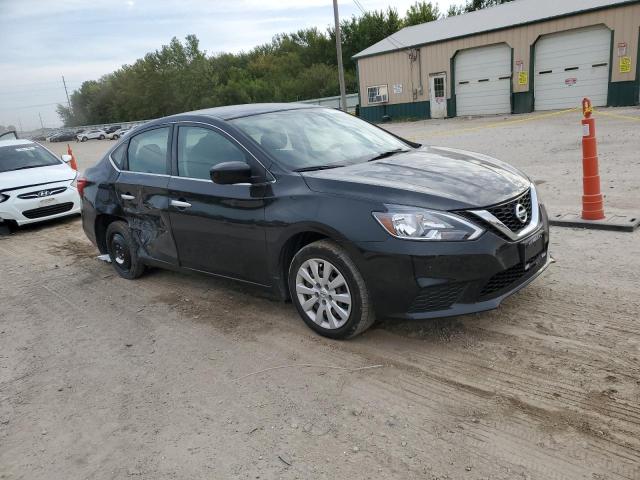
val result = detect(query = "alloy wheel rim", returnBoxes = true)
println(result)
[295,258,352,330]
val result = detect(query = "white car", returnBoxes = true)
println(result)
[77,129,107,142]
[0,138,81,229]
[107,127,130,140]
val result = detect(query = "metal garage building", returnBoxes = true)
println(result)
[354,0,640,121]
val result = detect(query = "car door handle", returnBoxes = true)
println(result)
[120,193,135,201]
[170,199,192,209]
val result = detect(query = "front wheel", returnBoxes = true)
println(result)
[105,221,145,280]
[288,240,375,339]
[112,134,119,140]
[81,136,87,142]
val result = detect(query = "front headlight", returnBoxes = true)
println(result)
[70,172,78,188]
[0,193,9,203]
[373,205,484,241]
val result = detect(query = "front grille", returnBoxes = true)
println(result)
[22,202,74,219]
[18,186,67,199]
[408,282,464,313]
[486,189,532,233]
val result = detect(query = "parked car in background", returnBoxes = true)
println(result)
[108,127,131,140]
[49,131,76,142]
[104,125,121,134]
[77,129,107,142]
[46,131,62,142]
[79,104,550,339]
[0,138,80,228]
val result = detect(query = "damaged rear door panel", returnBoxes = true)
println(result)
[115,125,178,266]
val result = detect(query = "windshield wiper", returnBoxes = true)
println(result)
[368,148,410,162]
[293,164,345,172]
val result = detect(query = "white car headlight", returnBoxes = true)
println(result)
[0,193,9,204]
[373,205,484,241]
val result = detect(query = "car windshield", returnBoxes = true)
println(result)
[230,108,411,170]
[0,144,61,173]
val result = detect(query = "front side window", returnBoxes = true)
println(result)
[177,126,247,180]
[0,144,61,173]
[367,85,388,104]
[230,108,409,171]
[127,127,170,174]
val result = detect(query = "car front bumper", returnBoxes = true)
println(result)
[0,181,81,226]
[351,205,551,320]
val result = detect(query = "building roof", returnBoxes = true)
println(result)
[353,0,636,59]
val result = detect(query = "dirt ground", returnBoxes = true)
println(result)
[1,107,640,480]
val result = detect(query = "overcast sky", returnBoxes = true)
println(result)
[0,0,461,131]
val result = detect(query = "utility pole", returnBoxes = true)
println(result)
[62,75,71,111]
[38,112,45,130]
[332,0,347,112]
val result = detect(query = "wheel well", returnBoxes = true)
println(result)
[279,231,329,300]
[95,214,126,254]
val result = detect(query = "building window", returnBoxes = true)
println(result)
[433,77,445,98]
[367,85,388,104]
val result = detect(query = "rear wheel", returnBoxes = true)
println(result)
[99,134,105,140]
[81,136,88,142]
[288,240,375,339]
[106,221,145,279]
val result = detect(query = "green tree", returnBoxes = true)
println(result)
[404,2,441,26]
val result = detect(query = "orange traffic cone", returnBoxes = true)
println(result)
[66,144,78,171]
[580,98,605,220]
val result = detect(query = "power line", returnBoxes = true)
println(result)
[351,0,411,52]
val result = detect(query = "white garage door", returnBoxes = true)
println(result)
[455,43,512,116]
[534,26,611,110]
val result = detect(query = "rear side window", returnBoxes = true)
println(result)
[127,127,170,174]
[177,126,248,180]
[110,142,127,169]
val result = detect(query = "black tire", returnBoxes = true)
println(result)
[113,134,119,140]
[288,239,375,339]
[81,137,87,142]
[105,221,145,280]
[99,135,105,140]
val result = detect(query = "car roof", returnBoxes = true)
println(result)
[165,102,322,122]
[0,139,35,147]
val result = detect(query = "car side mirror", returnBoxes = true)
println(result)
[210,161,252,185]
[61,154,73,164]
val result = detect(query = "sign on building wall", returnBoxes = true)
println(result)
[392,84,403,94]
[619,56,631,73]
[518,71,528,85]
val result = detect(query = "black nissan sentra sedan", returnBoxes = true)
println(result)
[79,104,550,339]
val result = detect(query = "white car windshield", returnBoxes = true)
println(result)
[0,144,61,173]
[230,108,411,171]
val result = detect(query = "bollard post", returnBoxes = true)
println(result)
[580,98,605,220]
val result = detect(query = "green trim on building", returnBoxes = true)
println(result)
[512,92,534,113]
[359,101,430,123]
[448,54,457,118]
[608,81,639,106]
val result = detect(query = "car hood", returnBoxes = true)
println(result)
[0,163,75,192]
[301,146,531,210]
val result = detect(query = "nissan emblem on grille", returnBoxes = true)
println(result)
[515,203,528,223]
